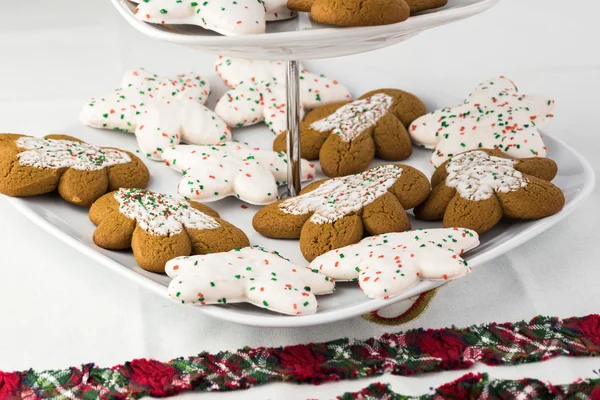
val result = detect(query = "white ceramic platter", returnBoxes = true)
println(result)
[111,0,500,60]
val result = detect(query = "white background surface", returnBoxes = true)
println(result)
[0,0,599,398]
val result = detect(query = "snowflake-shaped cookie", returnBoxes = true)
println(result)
[277,89,425,177]
[162,142,316,205]
[90,188,249,273]
[414,149,565,234]
[0,134,149,206]
[409,77,555,168]
[310,228,478,299]
[80,69,231,160]
[165,247,335,315]
[214,57,351,136]
[253,164,431,261]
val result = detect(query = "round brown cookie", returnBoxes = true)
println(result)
[0,133,149,206]
[414,149,565,234]
[404,0,447,13]
[274,89,426,178]
[298,0,410,27]
[90,189,250,273]
[253,164,430,261]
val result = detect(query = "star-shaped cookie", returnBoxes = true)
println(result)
[162,142,316,205]
[90,188,249,273]
[253,164,431,261]
[310,228,478,299]
[166,247,335,315]
[80,69,231,160]
[409,77,555,168]
[414,149,565,234]
[214,57,351,136]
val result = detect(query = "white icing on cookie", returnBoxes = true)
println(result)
[409,77,555,167]
[115,188,220,236]
[310,228,479,300]
[214,57,351,135]
[165,247,335,315]
[279,165,403,224]
[130,0,269,36]
[445,150,527,201]
[162,142,316,205]
[310,93,392,141]
[16,136,131,171]
[263,0,296,20]
[80,69,231,160]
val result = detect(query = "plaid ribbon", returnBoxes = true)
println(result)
[1,314,599,399]
[336,373,600,399]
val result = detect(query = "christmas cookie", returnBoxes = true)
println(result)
[287,0,410,27]
[414,149,565,234]
[404,0,447,13]
[89,188,249,273]
[0,134,149,206]
[214,57,351,136]
[310,228,478,299]
[274,89,426,177]
[253,164,430,261]
[80,69,231,160]
[165,247,335,315]
[409,77,555,168]
[162,142,316,205]
[130,0,276,36]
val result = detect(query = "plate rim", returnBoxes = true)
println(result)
[6,132,595,328]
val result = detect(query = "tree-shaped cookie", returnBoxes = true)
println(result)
[80,69,231,160]
[130,0,292,36]
[253,164,430,261]
[214,57,351,136]
[414,149,565,234]
[90,188,249,273]
[286,0,410,26]
[166,247,335,315]
[273,89,426,177]
[162,142,316,205]
[0,134,149,206]
[409,77,556,168]
[310,228,478,299]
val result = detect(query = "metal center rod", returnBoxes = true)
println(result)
[285,60,302,197]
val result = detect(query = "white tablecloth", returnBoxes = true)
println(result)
[0,0,599,398]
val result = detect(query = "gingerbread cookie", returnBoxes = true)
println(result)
[166,247,335,315]
[90,188,249,273]
[162,142,315,205]
[310,228,478,299]
[80,69,231,160]
[409,77,555,168]
[253,164,430,261]
[214,57,351,136]
[404,0,447,13]
[414,149,565,234]
[0,134,149,206]
[287,0,410,27]
[130,0,282,36]
[274,89,426,177]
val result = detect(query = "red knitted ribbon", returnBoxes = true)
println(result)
[1,314,599,399]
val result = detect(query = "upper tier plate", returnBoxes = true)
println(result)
[112,0,500,60]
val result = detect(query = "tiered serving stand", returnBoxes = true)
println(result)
[11,0,593,327]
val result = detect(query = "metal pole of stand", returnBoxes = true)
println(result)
[285,60,302,197]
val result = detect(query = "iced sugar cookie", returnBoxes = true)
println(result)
[414,149,565,234]
[0,134,149,206]
[214,57,351,136]
[253,164,430,261]
[409,77,555,168]
[162,142,316,205]
[273,89,426,177]
[310,228,478,299]
[80,69,231,160]
[166,247,335,315]
[90,188,249,273]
